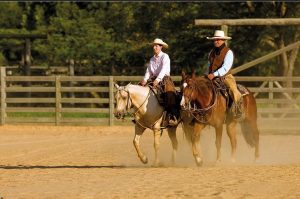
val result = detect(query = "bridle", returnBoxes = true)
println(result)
[115,85,149,116]
[114,86,131,119]
[181,78,218,123]
[115,85,162,130]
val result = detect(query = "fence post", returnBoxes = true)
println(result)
[109,76,114,126]
[268,81,274,118]
[55,76,61,125]
[1,67,6,125]
[221,25,229,46]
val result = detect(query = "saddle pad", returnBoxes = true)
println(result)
[237,84,250,96]
[150,88,164,105]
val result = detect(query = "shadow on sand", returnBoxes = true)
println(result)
[0,165,128,170]
[0,164,192,170]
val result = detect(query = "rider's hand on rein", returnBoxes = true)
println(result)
[140,80,147,86]
[153,80,159,88]
[207,73,215,80]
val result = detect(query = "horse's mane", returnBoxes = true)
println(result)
[192,76,213,95]
[126,83,149,91]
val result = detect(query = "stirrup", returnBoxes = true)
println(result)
[168,117,178,127]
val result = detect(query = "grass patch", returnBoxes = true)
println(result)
[7,112,55,117]
[63,113,109,118]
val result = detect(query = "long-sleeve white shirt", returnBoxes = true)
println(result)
[207,50,234,77]
[143,51,170,83]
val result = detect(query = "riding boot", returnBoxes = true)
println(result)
[167,111,179,126]
[232,98,244,120]
[170,105,181,126]
[161,111,169,127]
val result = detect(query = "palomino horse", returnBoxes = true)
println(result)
[180,72,259,166]
[114,83,180,166]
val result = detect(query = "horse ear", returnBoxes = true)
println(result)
[181,70,186,79]
[114,83,120,89]
[192,68,196,79]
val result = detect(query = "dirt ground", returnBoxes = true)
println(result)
[0,124,300,199]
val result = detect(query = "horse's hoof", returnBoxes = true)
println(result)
[195,156,203,167]
[254,157,261,164]
[214,159,222,166]
[231,157,236,163]
[170,159,176,166]
[140,156,148,164]
[153,161,161,167]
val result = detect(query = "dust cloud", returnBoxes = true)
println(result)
[148,123,300,167]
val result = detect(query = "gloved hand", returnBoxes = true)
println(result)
[153,80,159,87]
[207,73,215,80]
[140,80,147,86]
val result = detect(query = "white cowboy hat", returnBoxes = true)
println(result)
[206,30,232,40]
[151,38,168,48]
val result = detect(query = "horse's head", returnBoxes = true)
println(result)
[180,71,212,110]
[180,71,197,109]
[114,83,132,119]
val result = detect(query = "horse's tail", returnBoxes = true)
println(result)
[240,119,259,147]
[240,94,260,148]
[179,111,194,144]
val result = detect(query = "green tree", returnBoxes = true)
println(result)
[0,2,298,77]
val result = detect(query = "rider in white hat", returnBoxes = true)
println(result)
[141,38,170,87]
[206,30,232,40]
[140,38,178,126]
[206,30,242,118]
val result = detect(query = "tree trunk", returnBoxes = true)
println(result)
[287,28,300,77]
[286,28,300,99]
[278,36,289,76]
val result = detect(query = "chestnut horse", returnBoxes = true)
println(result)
[180,72,259,166]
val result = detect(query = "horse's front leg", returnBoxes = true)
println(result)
[192,123,205,166]
[153,129,161,166]
[133,125,148,164]
[167,126,178,165]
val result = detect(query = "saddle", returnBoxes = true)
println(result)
[212,77,249,119]
[147,76,181,127]
[237,84,250,96]
[147,79,165,105]
[147,76,179,106]
[212,77,228,99]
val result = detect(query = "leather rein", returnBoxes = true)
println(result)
[182,79,218,124]
[117,85,163,130]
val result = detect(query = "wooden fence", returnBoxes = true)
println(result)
[1,67,299,133]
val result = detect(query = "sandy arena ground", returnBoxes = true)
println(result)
[0,124,300,199]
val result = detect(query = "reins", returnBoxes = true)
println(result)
[118,85,164,131]
[182,79,218,123]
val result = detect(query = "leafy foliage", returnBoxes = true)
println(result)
[0,2,299,76]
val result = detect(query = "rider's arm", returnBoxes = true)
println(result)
[212,50,234,77]
[143,63,151,82]
[156,54,170,83]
